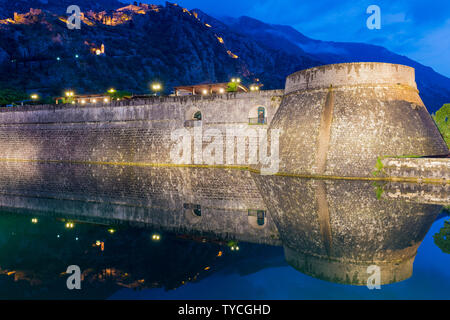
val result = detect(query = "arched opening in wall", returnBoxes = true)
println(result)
[193,111,202,121]
[184,203,202,224]
[248,106,267,125]
[248,209,266,229]
[185,108,203,127]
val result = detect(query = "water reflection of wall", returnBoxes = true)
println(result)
[0,161,446,288]
[0,213,284,299]
[253,175,443,285]
[0,161,280,245]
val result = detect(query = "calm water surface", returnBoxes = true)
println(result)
[0,161,448,300]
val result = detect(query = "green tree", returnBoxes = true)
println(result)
[434,218,450,254]
[0,88,28,106]
[107,90,132,100]
[227,82,238,92]
[432,104,450,148]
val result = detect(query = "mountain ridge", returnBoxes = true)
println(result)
[0,1,448,113]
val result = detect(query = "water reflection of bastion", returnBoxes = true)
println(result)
[252,174,443,285]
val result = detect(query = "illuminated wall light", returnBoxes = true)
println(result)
[219,88,225,94]
[30,94,38,100]
[152,234,161,241]
[103,98,109,103]
[108,228,115,234]
[202,89,208,95]
[65,222,75,229]
[92,99,97,103]
[81,99,86,104]
[152,83,162,92]
[31,218,38,224]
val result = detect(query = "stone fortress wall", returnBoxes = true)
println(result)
[0,62,447,179]
[273,62,448,178]
[0,91,283,165]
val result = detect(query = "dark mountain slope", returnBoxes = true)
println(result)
[0,2,448,114]
[220,16,450,113]
[0,3,319,97]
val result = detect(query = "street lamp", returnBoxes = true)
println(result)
[30,94,39,100]
[151,82,162,95]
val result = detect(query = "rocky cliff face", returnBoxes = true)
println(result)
[0,2,320,99]
[0,1,448,113]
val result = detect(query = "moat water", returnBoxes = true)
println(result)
[0,162,448,300]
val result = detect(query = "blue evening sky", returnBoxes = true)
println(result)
[123,0,450,78]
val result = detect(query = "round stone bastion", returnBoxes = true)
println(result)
[271,62,449,178]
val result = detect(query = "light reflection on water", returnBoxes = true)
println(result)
[0,161,447,299]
